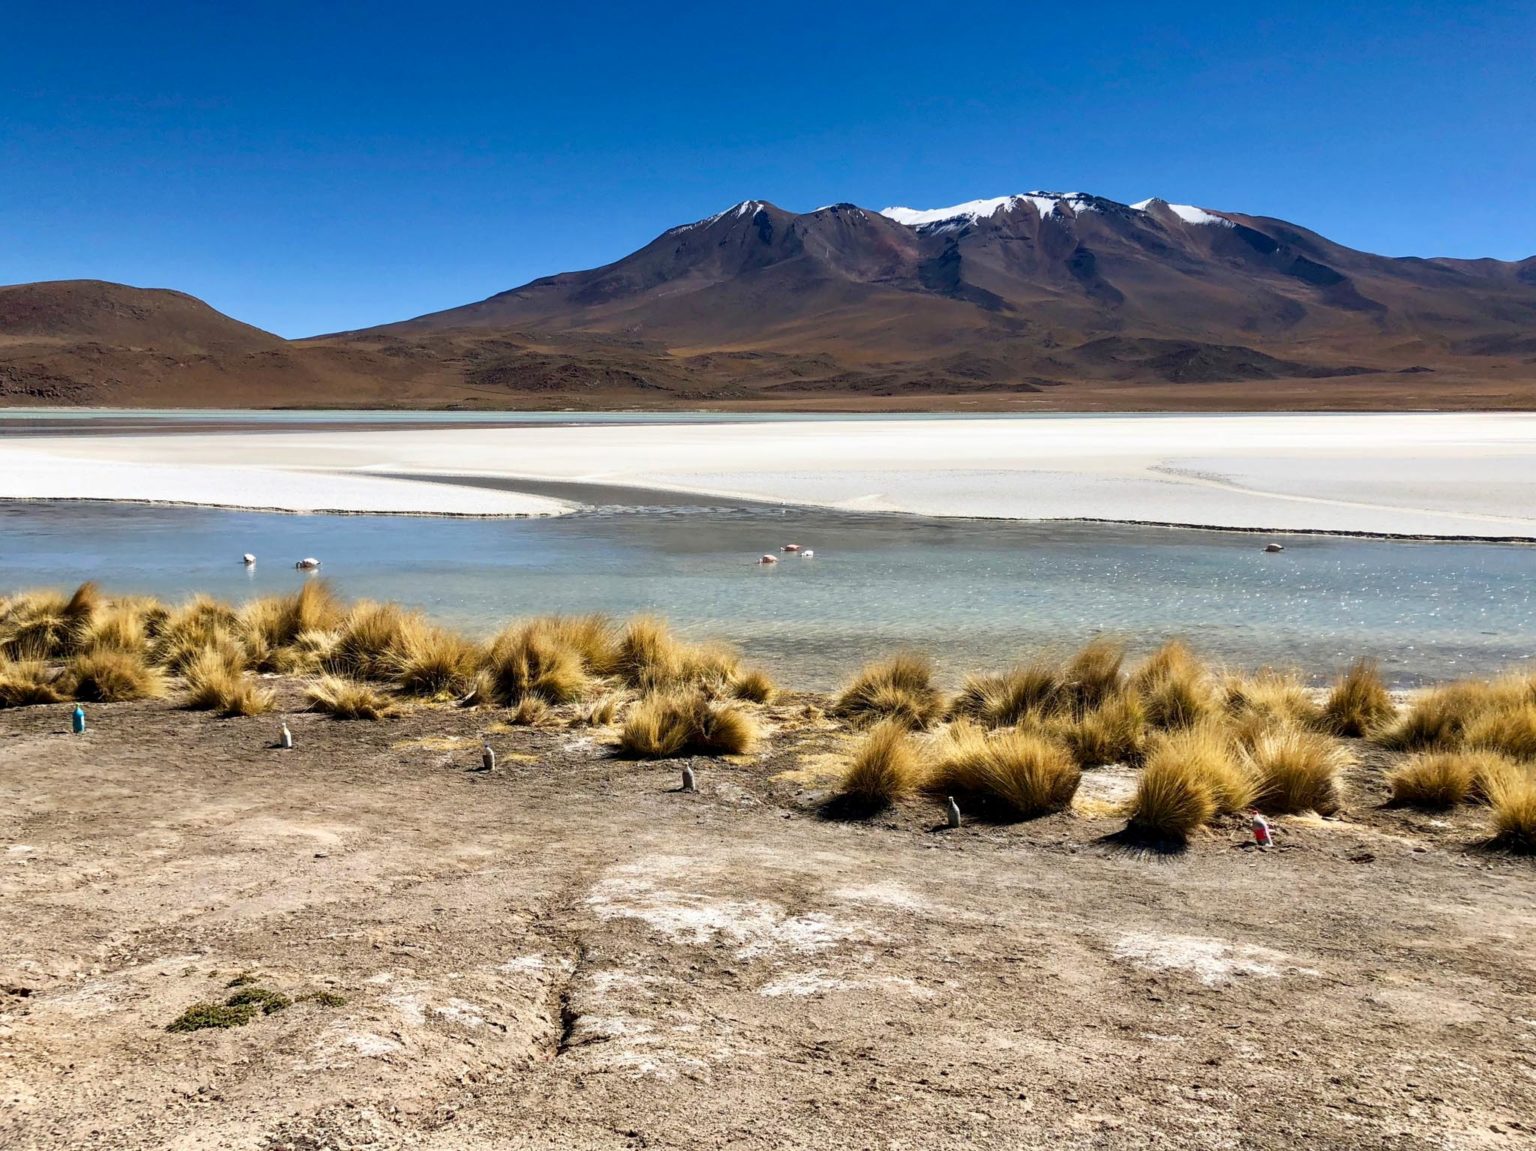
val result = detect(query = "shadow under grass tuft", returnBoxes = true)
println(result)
[1097,825,1191,858]
[816,793,893,822]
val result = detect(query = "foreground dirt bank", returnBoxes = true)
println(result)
[2,692,1534,1150]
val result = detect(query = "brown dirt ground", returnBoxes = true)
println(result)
[2,688,1534,1150]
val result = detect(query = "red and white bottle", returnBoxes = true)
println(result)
[1250,809,1272,848]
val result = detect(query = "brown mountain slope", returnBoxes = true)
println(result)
[4,194,1536,410]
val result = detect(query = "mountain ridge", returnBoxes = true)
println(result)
[3,192,1535,410]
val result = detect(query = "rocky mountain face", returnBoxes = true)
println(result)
[5,194,1535,409]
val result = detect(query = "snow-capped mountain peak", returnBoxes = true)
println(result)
[880,193,1233,232]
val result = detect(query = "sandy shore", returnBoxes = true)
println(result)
[4,412,1536,535]
[3,689,1534,1149]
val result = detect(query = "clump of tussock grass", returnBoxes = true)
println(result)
[1061,638,1125,711]
[1223,670,1322,731]
[730,667,776,704]
[327,601,427,680]
[1464,702,1536,761]
[1126,723,1253,840]
[950,661,1061,728]
[485,622,589,705]
[613,615,742,692]
[1487,771,1536,853]
[1387,751,1475,808]
[61,648,167,702]
[1053,692,1148,768]
[153,595,243,672]
[239,581,345,655]
[834,652,945,730]
[0,657,64,707]
[836,719,925,814]
[617,689,759,758]
[304,674,396,720]
[509,696,552,726]
[1243,726,1350,814]
[1319,659,1395,737]
[1376,682,1497,752]
[182,647,275,716]
[537,614,621,675]
[263,628,339,676]
[1388,749,1523,809]
[928,721,1080,820]
[392,626,482,699]
[0,587,75,659]
[584,693,625,726]
[77,599,154,655]
[57,581,106,653]
[1131,641,1217,731]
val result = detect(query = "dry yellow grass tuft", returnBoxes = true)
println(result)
[1054,692,1148,768]
[1464,702,1536,761]
[537,614,621,675]
[0,587,73,659]
[0,657,64,707]
[155,596,243,672]
[930,722,1080,819]
[1319,659,1395,737]
[240,582,345,655]
[1244,726,1349,814]
[1223,670,1321,730]
[392,627,482,699]
[78,600,154,654]
[327,601,427,679]
[1062,638,1125,711]
[304,674,396,720]
[838,720,925,812]
[1127,723,1253,841]
[1486,770,1536,853]
[1377,682,1513,752]
[950,661,1061,728]
[617,690,759,758]
[1127,754,1219,842]
[486,623,589,705]
[61,648,168,702]
[584,693,625,726]
[509,696,552,726]
[1387,751,1475,808]
[1134,641,1217,731]
[730,667,777,704]
[834,652,944,729]
[182,647,275,716]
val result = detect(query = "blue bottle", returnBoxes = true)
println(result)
[71,705,86,734]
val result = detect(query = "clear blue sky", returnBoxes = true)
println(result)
[3,1,1532,337]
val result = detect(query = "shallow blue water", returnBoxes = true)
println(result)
[2,497,1532,689]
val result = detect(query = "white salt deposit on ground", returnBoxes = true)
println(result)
[6,412,1535,536]
[1112,933,1318,987]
